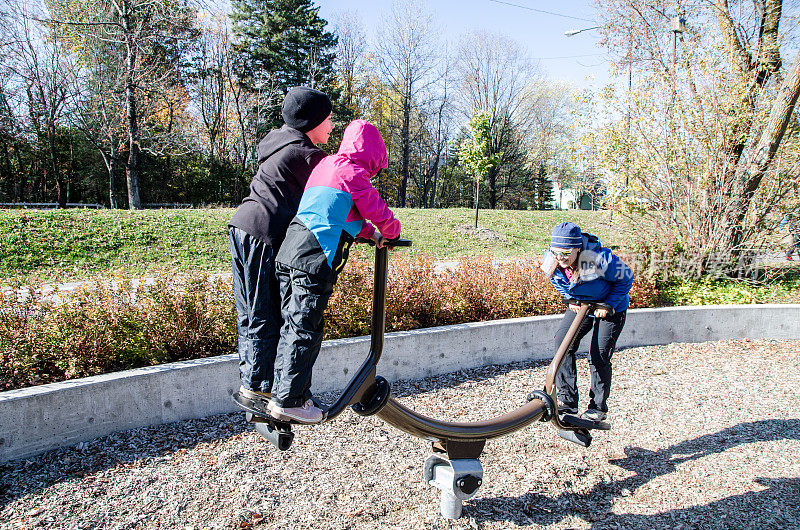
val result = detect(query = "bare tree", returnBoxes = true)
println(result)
[527,81,575,207]
[594,0,800,271]
[456,30,544,208]
[415,58,454,208]
[3,1,72,206]
[375,0,440,207]
[192,14,229,161]
[0,3,27,202]
[45,0,197,209]
[332,10,367,117]
[68,48,126,209]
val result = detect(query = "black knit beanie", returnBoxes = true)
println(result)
[281,87,332,133]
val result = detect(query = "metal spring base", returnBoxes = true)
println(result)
[423,454,484,519]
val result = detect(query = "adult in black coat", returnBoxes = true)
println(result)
[228,87,333,415]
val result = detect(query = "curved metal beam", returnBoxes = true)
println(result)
[376,397,548,442]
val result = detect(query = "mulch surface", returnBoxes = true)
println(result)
[2,339,798,529]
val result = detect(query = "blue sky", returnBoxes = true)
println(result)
[316,0,612,90]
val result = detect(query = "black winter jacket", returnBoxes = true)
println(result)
[229,126,325,247]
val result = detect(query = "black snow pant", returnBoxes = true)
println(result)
[554,308,627,413]
[787,234,800,259]
[230,227,282,394]
[272,263,335,408]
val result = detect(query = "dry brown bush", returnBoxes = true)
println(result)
[0,256,660,391]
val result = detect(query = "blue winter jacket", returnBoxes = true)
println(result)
[547,233,634,313]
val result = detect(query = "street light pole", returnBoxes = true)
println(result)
[564,26,599,37]
[671,14,685,79]
[625,26,632,189]
[669,13,686,169]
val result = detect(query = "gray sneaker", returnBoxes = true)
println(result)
[557,400,578,416]
[269,399,324,424]
[581,408,607,422]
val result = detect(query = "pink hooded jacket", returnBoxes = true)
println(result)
[275,120,401,281]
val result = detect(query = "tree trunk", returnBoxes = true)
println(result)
[429,161,439,209]
[730,50,800,248]
[100,142,118,209]
[122,1,141,210]
[48,124,66,208]
[474,177,480,228]
[12,140,26,202]
[0,136,12,202]
[487,166,497,209]
[399,85,411,207]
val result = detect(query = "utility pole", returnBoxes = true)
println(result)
[623,26,633,190]
[669,12,686,175]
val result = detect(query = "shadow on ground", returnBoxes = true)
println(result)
[0,413,249,507]
[469,418,800,528]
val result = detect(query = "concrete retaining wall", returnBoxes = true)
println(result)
[1,304,798,462]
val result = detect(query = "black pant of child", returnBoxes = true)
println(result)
[554,308,627,413]
[230,227,283,394]
[787,235,800,258]
[273,263,335,408]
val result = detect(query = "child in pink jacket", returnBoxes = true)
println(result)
[268,120,401,423]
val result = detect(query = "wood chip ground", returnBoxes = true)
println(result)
[2,338,799,529]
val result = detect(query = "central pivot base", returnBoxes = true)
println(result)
[423,454,484,519]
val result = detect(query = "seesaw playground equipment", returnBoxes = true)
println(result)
[233,239,611,519]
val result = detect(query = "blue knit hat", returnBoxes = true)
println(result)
[551,222,583,249]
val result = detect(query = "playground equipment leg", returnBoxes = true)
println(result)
[246,412,294,451]
[423,454,483,519]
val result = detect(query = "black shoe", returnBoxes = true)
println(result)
[581,408,607,422]
[238,386,273,416]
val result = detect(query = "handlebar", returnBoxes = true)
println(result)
[354,237,413,248]
[316,237,413,423]
[563,298,615,317]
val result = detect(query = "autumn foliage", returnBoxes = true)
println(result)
[0,256,660,391]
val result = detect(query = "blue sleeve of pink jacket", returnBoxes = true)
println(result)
[349,172,401,240]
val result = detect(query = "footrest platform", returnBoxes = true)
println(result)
[560,413,611,431]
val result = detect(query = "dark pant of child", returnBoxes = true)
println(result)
[787,235,800,259]
[230,227,283,394]
[554,308,627,413]
[272,263,335,408]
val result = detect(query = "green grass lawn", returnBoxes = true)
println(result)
[2,207,798,306]
[383,208,631,258]
[0,208,234,283]
[0,208,629,283]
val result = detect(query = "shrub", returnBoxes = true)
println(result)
[0,256,663,391]
[0,271,237,391]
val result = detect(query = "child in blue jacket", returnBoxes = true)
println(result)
[780,212,799,261]
[541,221,633,422]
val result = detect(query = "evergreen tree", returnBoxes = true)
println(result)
[230,0,338,132]
[533,163,554,210]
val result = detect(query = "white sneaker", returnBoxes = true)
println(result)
[269,399,324,424]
